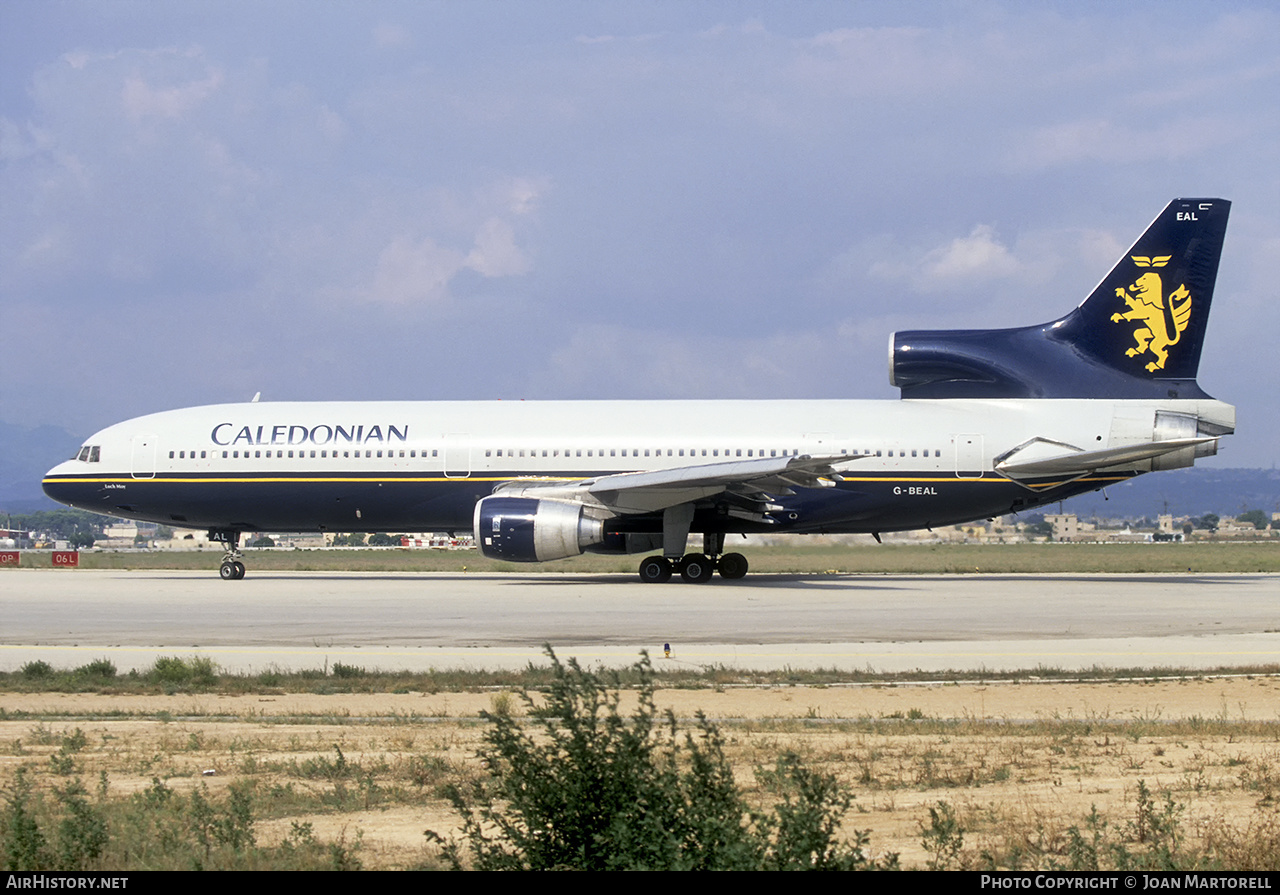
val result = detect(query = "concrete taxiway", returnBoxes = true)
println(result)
[1,570,1276,673]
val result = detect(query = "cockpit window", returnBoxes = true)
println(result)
[77,447,90,462]
[89,446,100,462]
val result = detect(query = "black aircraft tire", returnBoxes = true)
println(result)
[679,553,714,584]
[718,552,749,580]
[233,561,246,579]
[220,561,237,580]
[638,556,673,583]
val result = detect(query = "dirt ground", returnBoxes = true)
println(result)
[3,677,1279,869]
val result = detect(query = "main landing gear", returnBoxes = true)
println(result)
[637,526,749,583]
[209,529,246,580]
[637,551,749,583]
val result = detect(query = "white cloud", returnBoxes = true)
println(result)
[465,218,529,278]
[807,25,928,50]
[0,119,50,163]
[121,65,223,120]
[1073,229,1127,275]
[367,235,466,306]
[356,184,541,305]
[1008,117,1235,169]
[920,224,1019,281]
[503,176,546,216]
[842,223,1138,331]
[793,25,973,99]
[867,224,1020,293]
[539,324,838,400]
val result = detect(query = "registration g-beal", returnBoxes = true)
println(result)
[44,199,1235,583]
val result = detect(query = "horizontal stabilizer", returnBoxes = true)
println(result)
[995,437,1216,480]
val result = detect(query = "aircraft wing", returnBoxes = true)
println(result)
[589,453,855,493]
[994,436,1216,481]
[493,453,862,514]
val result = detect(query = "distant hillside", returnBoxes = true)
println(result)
[0,421,82,511]
[1052,467,1280,522]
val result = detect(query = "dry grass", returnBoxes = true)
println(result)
[4,677,1280,869]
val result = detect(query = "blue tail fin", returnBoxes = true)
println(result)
[889,198,1230,399]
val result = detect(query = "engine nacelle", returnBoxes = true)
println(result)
[473,496,605,562]
[1151,410,1218,471]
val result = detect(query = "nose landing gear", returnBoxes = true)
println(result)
[209,529,246,580]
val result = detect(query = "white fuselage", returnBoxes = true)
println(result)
[43,395,1235,536]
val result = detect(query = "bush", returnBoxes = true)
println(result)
[148,656,218,687]
[20,661,54,680]
[75,659,117,679]
[330,662,365,679]
[2,768,48,869]
[53,779,107,869]
[437,646,894,870]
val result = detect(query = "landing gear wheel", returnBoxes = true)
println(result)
[717,552,749,580]
[679,553,714,584]
[639,555,673,583]
[211,529,244,581]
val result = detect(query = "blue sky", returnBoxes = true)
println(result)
[2,1,1278,466]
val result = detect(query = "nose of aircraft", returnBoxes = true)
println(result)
[42,458,83,507]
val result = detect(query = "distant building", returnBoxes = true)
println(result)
[401,534,475,549]
[1044,513,1080,542]
[1215,516,1257,536]
[0,528,33,549]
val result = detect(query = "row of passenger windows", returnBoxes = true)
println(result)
[165,447,946,461]
[485,448,936,458]
[171,449,441,460]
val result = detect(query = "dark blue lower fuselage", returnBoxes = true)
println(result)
[42,467,1132,538]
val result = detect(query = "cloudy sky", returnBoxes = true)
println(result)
[3,1,1278,467]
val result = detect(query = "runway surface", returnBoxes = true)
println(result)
[1,570,1276,673]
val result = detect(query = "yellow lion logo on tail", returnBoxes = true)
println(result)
[1110,255,1192,372]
